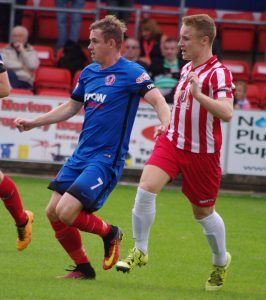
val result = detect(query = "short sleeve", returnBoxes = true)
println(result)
[210,67,235,100]
[71,72,85,102]
[127,62,154,95]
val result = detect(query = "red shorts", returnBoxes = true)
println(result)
[146,135,222,207]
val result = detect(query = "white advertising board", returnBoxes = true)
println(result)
[226,110,266,176]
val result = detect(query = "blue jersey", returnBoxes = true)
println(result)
[69,57,154,169]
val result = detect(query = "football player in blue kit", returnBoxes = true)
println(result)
[14,15,170,279]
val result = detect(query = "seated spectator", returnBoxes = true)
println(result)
[1,26,39,90]
[150,37,180,103]
[138,18,167,67]
[234,81,251,110]
[123,37,149,70]
[57,40,87,78]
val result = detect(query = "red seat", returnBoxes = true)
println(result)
[79,2,96,42]
[251,62,266,85]
[257,12,266,53]
[33,45,55,66]
[0,42,7,49]
[21,0,35,38]
[10,89,34,95]
[222,60,250,81]
[220,12,255,52]
[36,0,58,41]
[142,5,179,38]
[246,84,261,109]
[260,87,266,109]
[37,88,70,97]
[185,8,217,19]
[72,70,82,89]
[35,67,71,94]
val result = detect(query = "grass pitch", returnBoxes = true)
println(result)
[0,176,265,300]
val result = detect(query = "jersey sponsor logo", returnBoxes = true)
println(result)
[105,74,116,86]
[84,93,107,103]
[136,72,150,84]
[175,89,190,110]
[199,198,215,204]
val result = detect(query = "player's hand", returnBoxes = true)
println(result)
[14,117,36,132]
[154,124,167,139]
[188,71,201,99]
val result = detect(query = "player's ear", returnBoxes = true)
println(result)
[108,38,116,49]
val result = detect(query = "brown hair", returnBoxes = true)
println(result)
[90,15,127,49]
[140,18,161,39]
[182,14,216,45]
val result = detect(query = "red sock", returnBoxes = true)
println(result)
[72,210,110,237]
[0,175,28,226]
[51,220,89,265]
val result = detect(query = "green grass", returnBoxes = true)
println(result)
[0,176,265,300]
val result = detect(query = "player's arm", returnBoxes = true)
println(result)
[143,87,171,138]
[14,99,83,132]
[188,71,233,122]
[0,54,10,98]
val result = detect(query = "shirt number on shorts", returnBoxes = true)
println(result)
[90,177,103,190]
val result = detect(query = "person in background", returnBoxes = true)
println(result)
[57,39,87,78]
[138,18,167,67]
[123,37,149,70]
[150,37,180,103]
[14,15,170,280]
[105,0,133,24]
[1,26,39,90]
[0,53,34,251]
[55,0,85,49]
[234,81,251,110]
[117,14,234,292]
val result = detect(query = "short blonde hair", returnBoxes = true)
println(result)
[182,14,216,45]
[90,15,127,49]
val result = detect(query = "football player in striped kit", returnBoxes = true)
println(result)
[0,54,34,251]
[117,14,234,292]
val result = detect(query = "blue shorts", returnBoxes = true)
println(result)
[48,161,124,212]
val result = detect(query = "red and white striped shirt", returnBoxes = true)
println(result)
[166,56,234,153]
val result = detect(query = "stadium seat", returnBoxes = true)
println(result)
[142,5,179,38]
[36,0,58,41]
[257,12,266,53]
[185,8,217,19]
[37,88,70,97]
[0,42,7,49]
[33,45,55,66]
[34,67,71,94]
[260,86,266,109]
[222,60,250,81]
[251,62,266,85]
[72,70,82,89]
[21,0,35,39]
[10,89,34,95]
[79,2,97,41]
[246,84,261,109]
[220,12,256,52]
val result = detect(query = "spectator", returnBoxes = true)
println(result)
[1,26,39,90]
[150,37,180,103]
[123,37,149,70]
[138,18,167,67]
[57,39,87,78]
[105,0,133,24]
[55,0,85,49]
[234,81,251,110]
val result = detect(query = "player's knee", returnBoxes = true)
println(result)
[139,181,157,194]
[45,205,58,221]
